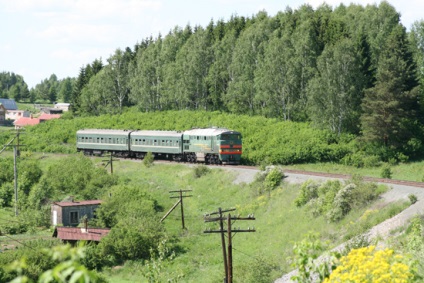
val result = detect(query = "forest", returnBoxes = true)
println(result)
[1,2,424,162]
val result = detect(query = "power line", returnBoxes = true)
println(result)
[204,208,255,283]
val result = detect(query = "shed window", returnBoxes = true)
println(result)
[70,211,79,224]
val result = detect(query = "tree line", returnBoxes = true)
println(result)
[70,2,424,154]
[0,72,74,104]
[2,1,424,157]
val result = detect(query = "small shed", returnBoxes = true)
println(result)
[0,103,5,125]
[51,199,102,227]
[53,227,110,243]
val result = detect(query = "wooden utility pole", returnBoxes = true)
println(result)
[103,153,119,174]
[13,146,18,216]
[204,208,255,283]
[160,189,192,229]
[1,130,25,216]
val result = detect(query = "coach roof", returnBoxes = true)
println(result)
[77,129,131,136]
[131,130,182,138]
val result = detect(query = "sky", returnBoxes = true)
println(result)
[0,0,423,89]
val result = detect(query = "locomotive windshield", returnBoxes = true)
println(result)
[220,134,241,140]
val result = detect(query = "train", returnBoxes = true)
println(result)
[76,127,242,165]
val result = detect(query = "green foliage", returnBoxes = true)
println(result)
[237,255,277,283]
[92,184,165,265]
[193,165,210,178]
[341,152,381,168]
[405,216,424,253]
[40,155,116,200]
[264,167,284,191]
[143,151,154,168]
[409,194,418,204]
[6,243,107,283]
[380,163,392,179]
[0,239,60,282]
[294,180,319,207]
[295,177,387,223]
[289,233,340,283]
[98,220,155,263]
[326,184,355,222]
[141,239,182,283]
[0,182,14,207]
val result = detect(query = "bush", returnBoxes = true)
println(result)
[409,194,418,205]
[193,165,210,178]
[380,163,392,179]
[294,180,319,207]
[143,151,154,168]
[264,167,284,191]
[326,184,355,222]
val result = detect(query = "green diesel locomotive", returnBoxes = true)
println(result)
[76,127,242,164]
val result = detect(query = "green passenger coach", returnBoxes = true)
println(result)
[76,129,131,156]
[130,130,183,160]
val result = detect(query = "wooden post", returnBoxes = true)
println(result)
[227,213,233,283]
[13,146,18,216]
[219,208,228,283]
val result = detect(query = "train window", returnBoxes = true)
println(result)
[204,136,207,140]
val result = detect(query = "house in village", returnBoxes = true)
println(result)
[0,98,18,111]
[0,103,5,125]
[51,199,102,227]
[6,109,30,121]
[0,98,26,124]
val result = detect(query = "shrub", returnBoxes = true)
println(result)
[193,165,210,178]
[380,163,392,179]
[143,151,154,168]
[326,184,355,222]
[408,194,418,205]
[264,167,284,191]
[294,180,319,207]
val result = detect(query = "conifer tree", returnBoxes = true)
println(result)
[360,25,420,149]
